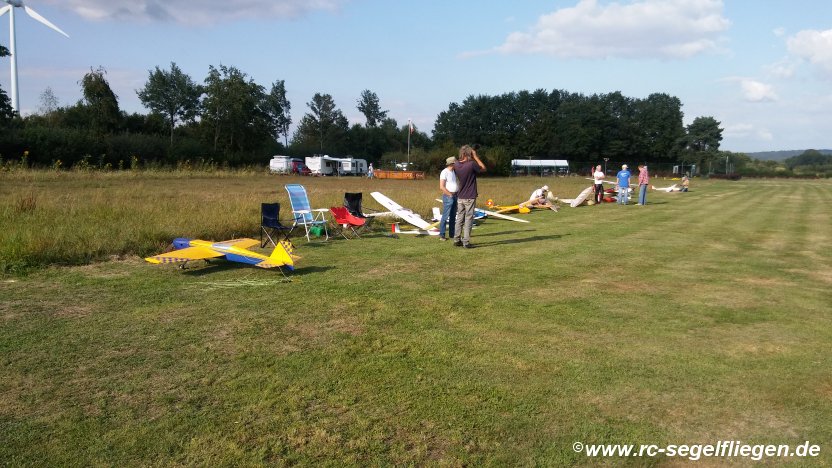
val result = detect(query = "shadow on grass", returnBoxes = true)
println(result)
[473,233,567,248]
[474,229,536,237]
[290,265,336,276]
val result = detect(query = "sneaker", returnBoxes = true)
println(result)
[439,236,447,241]
[463,244,474,249]
[453,240,463,247]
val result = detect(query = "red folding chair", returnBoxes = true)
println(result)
[329,206,366,239]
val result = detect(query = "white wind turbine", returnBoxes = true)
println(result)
[0,0,69,113]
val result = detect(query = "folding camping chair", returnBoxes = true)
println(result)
[260,202,293,248]
[344,192,367,219]
[285,184,329,241]
[329,206,367,239]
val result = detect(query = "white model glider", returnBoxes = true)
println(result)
[371,192,439,235]
[652,184,680,192]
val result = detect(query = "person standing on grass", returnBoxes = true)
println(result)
[593,164,605,204]
[438,156,458,241]
[367,163,374,179]
[681,175,690,192]
[453,144,486,249]
[637,164,650,205]
[616,164,632,205]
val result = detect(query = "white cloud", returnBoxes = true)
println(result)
[487,0,729,59]
[773,27,786,38]
[739,79,777,102]
[765,59,795,79]
[787,28,832,76]
[720,77,777,102]
[41,0,345,25]
[723,123,772,141]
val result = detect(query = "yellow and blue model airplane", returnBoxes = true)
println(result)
[145,238,297,271]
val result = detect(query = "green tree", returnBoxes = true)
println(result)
[0,44,13,124]
[137,62,202,145]
[38,87,60,115]
[356,89,388,127]
[201,64,270,155]
[684,116,723,172]
[292,93,348,154]
[80,67,121,135]
[263,80,292,147]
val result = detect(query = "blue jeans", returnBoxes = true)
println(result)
[618,187,630,204]
[439,194,457,238]
[638,184,647,205]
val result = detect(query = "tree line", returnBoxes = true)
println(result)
[0,57,749,175]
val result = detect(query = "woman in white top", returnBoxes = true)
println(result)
[593,165,605,204]
[438,157,458,240]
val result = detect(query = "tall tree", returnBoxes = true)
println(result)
[38,87,60,115]
[201,64,269,154]
[356,89,387,127]
[137,62,202,145]
[0,44,13,124]
[263,80,292,147]
[80,67,121,135]
[293,93,348,153]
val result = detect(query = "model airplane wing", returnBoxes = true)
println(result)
[145,246,224,264]
[570,186,594,208]
[213,238,260,249]
[585,178,616,185]
[371,192,433,230]
[478,208,530,223]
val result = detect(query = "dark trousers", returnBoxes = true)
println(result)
[594,184,604,203]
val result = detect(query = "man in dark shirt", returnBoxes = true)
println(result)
[453,145,486,248]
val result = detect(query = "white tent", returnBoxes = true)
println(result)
[511,159,569,175]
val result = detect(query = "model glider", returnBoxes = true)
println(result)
[371,191,440,235]
[560,186,595,207]
[585,178,617,185]
[652,184,680,192]
[433,200,529,224]
[145,238,297,271]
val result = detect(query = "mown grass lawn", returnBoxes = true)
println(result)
[1,173,830,465]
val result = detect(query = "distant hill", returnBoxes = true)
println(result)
[746,149,832,161]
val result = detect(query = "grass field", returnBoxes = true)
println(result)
[1,172,830,465]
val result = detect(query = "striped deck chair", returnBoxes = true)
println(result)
[285,184,329,241]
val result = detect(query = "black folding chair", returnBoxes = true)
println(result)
[260,202,293,248]
[344,192,366,218]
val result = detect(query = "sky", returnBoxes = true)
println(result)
[1,0,831,153]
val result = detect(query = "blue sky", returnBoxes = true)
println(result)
[1,0,831,152]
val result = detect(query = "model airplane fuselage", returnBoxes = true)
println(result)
[145,238,296,270]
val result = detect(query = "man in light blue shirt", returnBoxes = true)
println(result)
[616,164,632,205]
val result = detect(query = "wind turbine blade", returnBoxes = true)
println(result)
[0,5,11,15]
[23,5,70,38]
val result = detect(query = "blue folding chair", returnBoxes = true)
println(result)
[285,184,329,241]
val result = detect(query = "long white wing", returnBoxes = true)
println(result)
[24,5,70,38]
[370,192,432,230]
[0,5,11,16]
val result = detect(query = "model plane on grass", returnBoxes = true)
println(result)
[371,191,440,235]
[432,200,529,224]
[652,184,680,192]
[145,238,297,272]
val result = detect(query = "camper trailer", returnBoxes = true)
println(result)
[305,155,343,176]
[269,155,310,175]
[269,155,294,174]
[339,158,368,176]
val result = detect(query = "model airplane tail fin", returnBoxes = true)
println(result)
[261,240,295,270]
[391,223,401,234]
